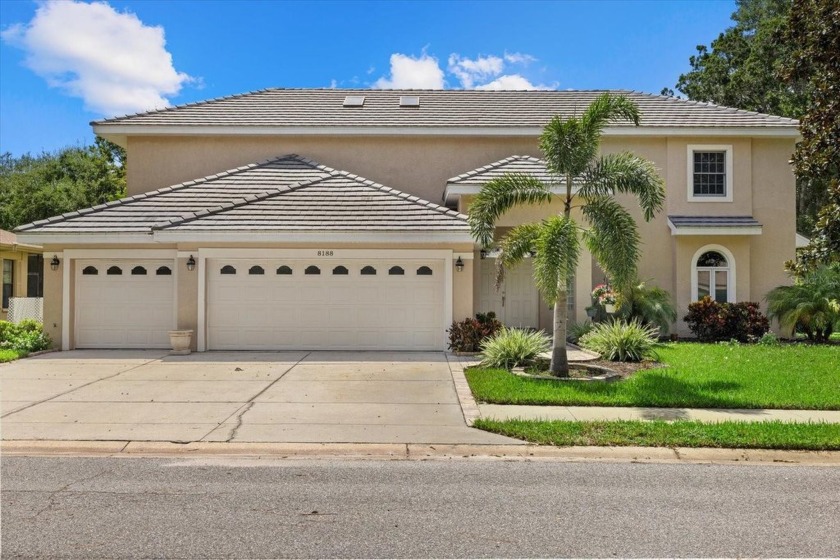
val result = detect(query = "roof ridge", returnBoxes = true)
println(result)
[446,154,546,183]
[14,154,322,232]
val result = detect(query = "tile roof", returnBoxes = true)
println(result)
[93,89,799,130]
[446,155,557,188]
[15,155,467,235]
[668,215,762,228]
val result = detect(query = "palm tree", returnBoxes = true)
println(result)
[766,263,840,342]
[468,93,665,376]
[617,280,677,334]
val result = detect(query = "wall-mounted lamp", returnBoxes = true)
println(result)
[455,256,464,272]
[186,255,196,271]
[50,255,60,271]
[479,249,488,260]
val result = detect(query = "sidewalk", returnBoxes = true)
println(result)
[479,404,840,423]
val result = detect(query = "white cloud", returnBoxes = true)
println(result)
[504,52,537,65]
[475,74,552,91]
[1,0,192,117]
[373,52,445,89]
[447,54,504,88]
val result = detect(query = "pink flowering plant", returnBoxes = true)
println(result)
[591,284,617,306]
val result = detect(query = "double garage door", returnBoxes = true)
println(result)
[207,259,444,350]
[74,258,445,350]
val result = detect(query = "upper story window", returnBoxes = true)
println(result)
[687,145,733,203]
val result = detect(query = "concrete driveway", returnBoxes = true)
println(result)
[0,350,517,444]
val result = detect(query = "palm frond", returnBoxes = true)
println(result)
[467,173,552,248]
[495,223,542,288]
[532,215,580,305]
[580,93,640,136]
[582,196,640,289]
[578,152,666,221]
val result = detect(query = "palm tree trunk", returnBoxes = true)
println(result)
[549,290,570,376]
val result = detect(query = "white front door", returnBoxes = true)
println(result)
[206,259,445,350]
[478,259,539,328]
[74,260,175,348]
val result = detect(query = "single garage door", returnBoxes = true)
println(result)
[207,259,444,350]
[75,260,175,348]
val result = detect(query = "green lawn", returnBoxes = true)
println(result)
[474,418,840,450]
[466,343,840,410]
[0,349,25,363]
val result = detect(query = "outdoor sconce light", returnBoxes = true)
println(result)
[186,255,196,271]
[455,257,464,272]
[50,255,60,271]
[479,249,488,260]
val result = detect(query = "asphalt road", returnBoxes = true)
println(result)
[2,456,839,558]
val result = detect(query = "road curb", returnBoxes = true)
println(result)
[3,440,838,466]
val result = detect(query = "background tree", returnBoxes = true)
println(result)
[0,138,126,230]
[468,93,665,376]
[665,0,829,235]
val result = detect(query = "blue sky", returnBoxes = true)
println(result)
[0,0,736,156]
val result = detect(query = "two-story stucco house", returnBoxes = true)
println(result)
[15,89,799,351]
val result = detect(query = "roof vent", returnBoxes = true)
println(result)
[399,95,420,107]
[343,95,365,107]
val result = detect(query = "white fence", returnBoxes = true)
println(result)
[6,297,43,323]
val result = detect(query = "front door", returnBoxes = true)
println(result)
[478,259,539,329]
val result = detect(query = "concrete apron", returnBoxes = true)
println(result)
[0,350,520,445]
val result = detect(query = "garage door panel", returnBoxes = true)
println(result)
[208,259,445,350]
[75,260,174,349]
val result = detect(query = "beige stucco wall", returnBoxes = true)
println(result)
[126,135,542,204]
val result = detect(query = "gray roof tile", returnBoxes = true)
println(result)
[447,155,557,187]
[16,155,468,234]
[94,89,799,129]
[668,215,762,227]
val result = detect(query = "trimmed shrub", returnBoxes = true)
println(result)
[479,327,551,369]
[447,312,503,352]
[0,320,52,353]
[567,320,594,344]
[684,297,769,342]
[579,319,660,362]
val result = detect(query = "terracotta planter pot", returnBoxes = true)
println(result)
[168,330,193,355]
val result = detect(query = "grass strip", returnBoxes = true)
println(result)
[474,418,840,450]
[466,343,840,410]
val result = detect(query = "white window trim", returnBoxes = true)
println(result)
[687,144,733,203]
[690,244,736,303]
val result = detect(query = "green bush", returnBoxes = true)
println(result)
[616,281,677,334]
[757,332,780,346]
[767,263,840,343]
[683,297,770,342]
[579,319,660,362]
[567,320,594,344]
[0,320,52,353]
[447,312,503,352]
[479,327,551,370]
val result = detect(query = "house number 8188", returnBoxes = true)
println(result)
[317,250,334,257]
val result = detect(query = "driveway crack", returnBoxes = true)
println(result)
[199,352,311,442]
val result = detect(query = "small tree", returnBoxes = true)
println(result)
[468,93,665,376]
[767,264,840,342]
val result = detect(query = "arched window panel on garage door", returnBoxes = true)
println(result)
[276,265,293,275]
[220,265,236,275]
[332,265,349,275]
[249,265,265,275]
[156,266,172,276]
[106,266,122,276]
[416,266,433,276]
[305,265,321,275]
[360,266,377,275]
[388,266,405,276]
[82,266,98,275]
[131,266,147,275]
